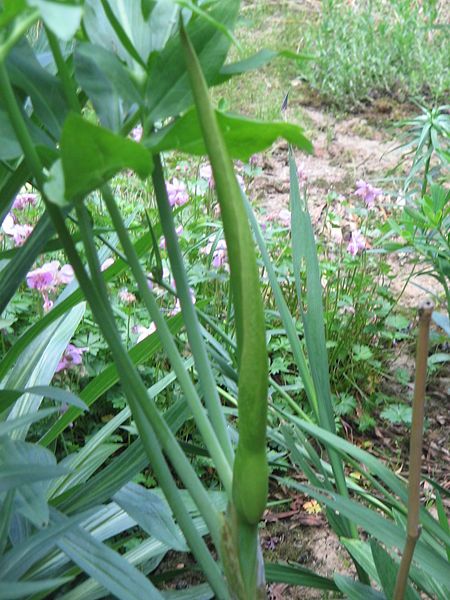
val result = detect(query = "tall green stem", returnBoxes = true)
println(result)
[180,24,268,598]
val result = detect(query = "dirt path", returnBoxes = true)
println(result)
[249,103,445,308]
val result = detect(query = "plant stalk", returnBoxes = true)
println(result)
[393,299,433,600]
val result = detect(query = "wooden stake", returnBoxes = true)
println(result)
[393,299,434,600]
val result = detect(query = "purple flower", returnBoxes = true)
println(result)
[201,238,228,269]
[347,230,366,256]
[355,180,382,207]
[2,212,33,246]
[199,163,215,189]
[26,261,60,291]
[12,193,37,211]
[166,178,189,207]
[56,344,88,373]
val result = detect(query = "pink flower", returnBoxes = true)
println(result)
[101,257,114,271]
[347,230,366,256]
[12,224,33,246]
[131,126,143,142]
[27,261,75,310]
[278,208,291,227]
[119,288,136,304]
[56,343,88,373]
[26,261,60,291]
[55,264,74,285]
[199,163,215,189]
[1,212,15,235]
[201,239,228,269]
[133,323,156,343]
[166,178,189,207]
[12,193,37,211]
[2,212,33,246]
[355,180,382,207]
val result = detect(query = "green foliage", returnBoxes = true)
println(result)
[302,0,450,109]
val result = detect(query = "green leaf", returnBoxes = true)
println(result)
[0,386,88,414]
[40,313,184,446]
[51,114,153,202]
[0,577,73,599]
[145,0,240,122]
[54,512,164,599]
[285,480,450,590]
[2,303,85,441]
[146,107,312,162]
[334,575,386,599]
[74,42,142,132]
[7,38,68,138]
[114,482,187,551]
[0,408,57,436]
[216,48,313,84]
[265,562,339,591]
[0,438,67,526]
[83,0,178,66]
[371,540,420,600]
[27,0,83,41]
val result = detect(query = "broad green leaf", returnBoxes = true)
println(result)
[41,313,184,445]
[145,0,240,122]
[0,408,57,436]
[28,0,83,41]
[371,540,420,600]
[265,562,339,591]
[162,584,213,599]
[0,577,72,599]
[288,416,450,550]
[0,108,54,161]
[285,480,450,589]
[334,575,386,600]
[7,39,68,139]
[0,386,87,414]
[114,482,187,551]
[146,108,312,162]
[74,42,142,131]
[54,512,164,599]
[3,303,85,441]
[51,114,153,203]
[216,48,313,84]
[0,438,67,526]
[83,0,178,66]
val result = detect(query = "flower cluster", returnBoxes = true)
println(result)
[26,260,74,311]
[2,212,33,246]
[119,288,136,304]
[201,238,228,269]
[355,180,382,207]
[56,343,88,373]
[12,193,37,211]
[166,178,189,207]
[347,230,366,256]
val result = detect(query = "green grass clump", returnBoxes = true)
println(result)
[302,0,450,109]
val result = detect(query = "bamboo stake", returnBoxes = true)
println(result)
[393,299,434,600]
